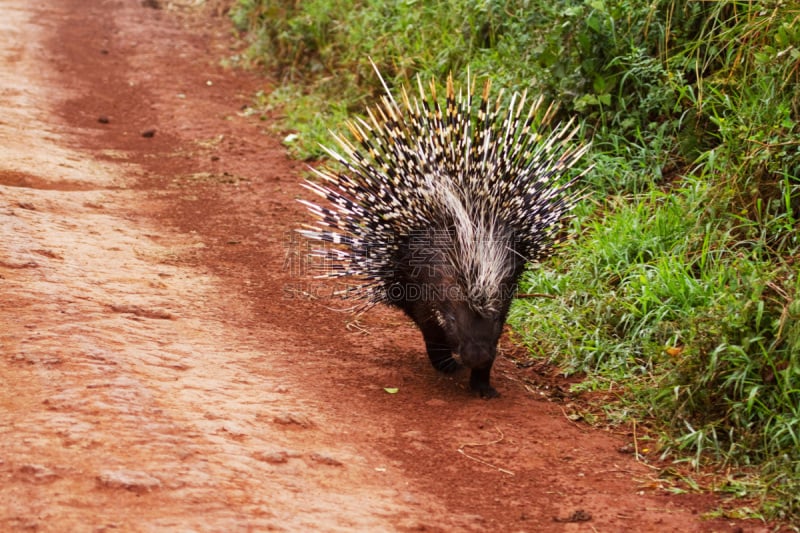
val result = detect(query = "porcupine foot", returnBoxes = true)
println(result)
[469,366,499,398]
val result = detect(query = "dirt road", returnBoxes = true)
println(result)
[0,0,773,531]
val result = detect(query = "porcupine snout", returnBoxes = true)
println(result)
[450,308,503,370]
[456,337,496,370]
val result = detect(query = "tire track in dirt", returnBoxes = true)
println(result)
[0,0,775,531]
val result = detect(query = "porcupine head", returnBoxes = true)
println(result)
[299,64,589,398]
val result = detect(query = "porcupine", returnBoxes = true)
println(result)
[298,65,590,397]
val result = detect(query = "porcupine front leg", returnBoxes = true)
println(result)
[469,366,499,398]
[418,320,461,374]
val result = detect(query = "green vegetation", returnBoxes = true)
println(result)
[231,0,800,520]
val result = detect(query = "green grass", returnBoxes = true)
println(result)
[231,0,800,522]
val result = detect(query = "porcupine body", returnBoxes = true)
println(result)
[299,67,589,397]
